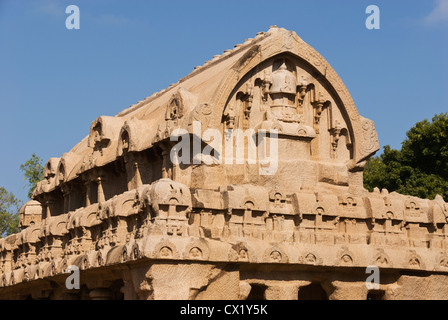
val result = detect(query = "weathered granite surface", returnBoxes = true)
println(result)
[1,26,447,300]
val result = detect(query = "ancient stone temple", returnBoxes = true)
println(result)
[1,26,448,300]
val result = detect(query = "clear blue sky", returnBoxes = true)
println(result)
[1,0,447,202]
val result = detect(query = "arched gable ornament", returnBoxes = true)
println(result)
[212,27,379,167]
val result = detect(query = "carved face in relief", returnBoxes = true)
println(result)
[341,254,353,265]
[160,246,173,258]
[305,253,316,264]
[409,257,420,267]
[189,247,202,259]
[238,249,249,261]
[376,255,388,266]
[270,250,282,262]
[385,211,394,220]
[440,258,448,268]
[346,197,355,206]
[244,201,254,211]
[274,193,282,203]
[408,202,417,210]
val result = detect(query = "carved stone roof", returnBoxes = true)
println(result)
[2,27,446,300]
[32,26,379,197]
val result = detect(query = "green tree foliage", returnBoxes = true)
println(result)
[0,154,44,236]
[0,187,22,237]
[364,113,448,201]
[19,153,44,199]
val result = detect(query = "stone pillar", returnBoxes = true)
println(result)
[328,281,368,300]
[121,268,139,300]
[160,143,172,179]
[134,162,143,188]
[97,177,105,204]
[124,153,143,190]
[264,284,301,300]
[85,181,91,207]
[127,262,240,300]
[45,197,55,217]
[238,281,252,300]
[45,200,52,218]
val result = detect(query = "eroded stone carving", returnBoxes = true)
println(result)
[1,27,447,300]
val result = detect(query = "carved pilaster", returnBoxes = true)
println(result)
[159,143,173,180]
[134,162,142,189]
[84,181,91,207]
[97,177,105,204]
[44,196,55,218]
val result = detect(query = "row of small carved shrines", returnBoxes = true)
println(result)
[1,178,448,287]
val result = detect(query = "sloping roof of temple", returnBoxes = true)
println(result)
[31,26,380,196]
[1,27,448,300]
